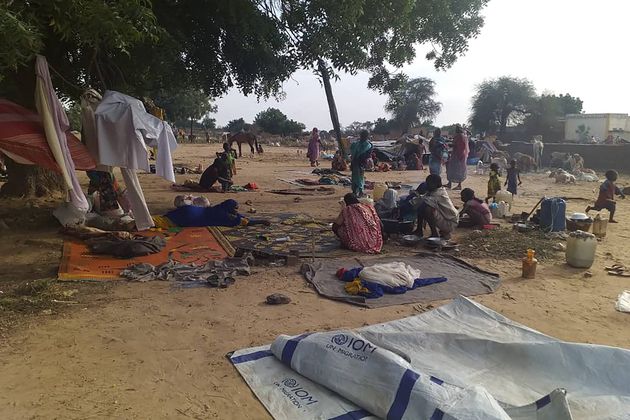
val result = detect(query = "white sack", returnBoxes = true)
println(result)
[359,262,421,288]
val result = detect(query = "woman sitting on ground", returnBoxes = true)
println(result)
[331,150,348,171]
[153,199,270,228]
[333,193,383,254]
[459,188,492,228]
[414,174,459,239]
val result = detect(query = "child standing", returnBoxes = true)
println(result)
[586,170,625,223]
[505,159,522,195]
[486,162,502,203]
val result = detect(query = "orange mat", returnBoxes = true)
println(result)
[58,227,235,281]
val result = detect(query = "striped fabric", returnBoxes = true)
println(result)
[0,99,95,171]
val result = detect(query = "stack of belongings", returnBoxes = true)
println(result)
[337,262,446,298]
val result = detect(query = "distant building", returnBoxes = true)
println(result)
[564,113,630,142]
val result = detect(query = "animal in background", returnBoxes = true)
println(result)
[549,168,576,184]
[513,152,537,172]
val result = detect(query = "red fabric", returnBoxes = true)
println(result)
[451,133,469,161]
[0,99,95,171]
[337,203,383,254]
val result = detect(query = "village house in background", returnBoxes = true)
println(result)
[563,113,630,143]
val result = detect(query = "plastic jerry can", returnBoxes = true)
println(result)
[592,214,608,238]
[540,198,566,232]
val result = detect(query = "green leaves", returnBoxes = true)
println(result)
[254,107,305,135]
[470,77,537,136]
[384,77,441,133]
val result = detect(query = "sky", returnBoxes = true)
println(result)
[214,0,630,130]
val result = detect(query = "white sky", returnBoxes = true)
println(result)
[214,0,630,130]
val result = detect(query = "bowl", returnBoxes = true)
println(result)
[400,234,423,246]
[570,212,589,221]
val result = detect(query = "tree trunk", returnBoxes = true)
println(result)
[2,66,65,198]
[318,59,343,154]
[190,116,193,137]
[0,157,64,198]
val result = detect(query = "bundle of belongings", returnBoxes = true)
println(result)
[62,225,165,258]
[337,262,446,299]
[120,256,251,288]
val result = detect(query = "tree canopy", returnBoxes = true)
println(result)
[469,77,536,137]
[524,93,583,141]
[0,0,297,106]
[225,118,250,133]
[157,90,216,129]
[385,77,441,133]
[254,107,305,136]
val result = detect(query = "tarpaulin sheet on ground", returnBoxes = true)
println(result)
[58,227,234,281]
[303,254,501,308]
[230,297,630,419]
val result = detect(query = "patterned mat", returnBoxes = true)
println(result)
[219,213,353,258]
[58,227,234,281]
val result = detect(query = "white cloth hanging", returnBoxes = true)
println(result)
[95,90,176,183]
[34,55,89,219]
[120,168,153,231]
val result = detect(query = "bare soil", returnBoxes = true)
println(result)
[1,144,629,419]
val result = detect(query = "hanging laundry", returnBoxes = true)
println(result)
[34,55,89,218]
[95,90,177,183]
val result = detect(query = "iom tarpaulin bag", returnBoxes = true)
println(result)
[271,331,516,419]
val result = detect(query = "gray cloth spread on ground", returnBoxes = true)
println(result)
[302,252,500,308]
[120,257,251,287]
[86,235,166,258]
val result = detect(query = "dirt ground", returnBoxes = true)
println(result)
[1,144,630,419]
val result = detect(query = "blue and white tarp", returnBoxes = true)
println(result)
[230,297,630,419]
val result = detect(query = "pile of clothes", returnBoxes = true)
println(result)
[337,262,446,299]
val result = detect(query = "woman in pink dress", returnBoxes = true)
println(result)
[333,193,383,254]
[446,124,469,190]
[307,127,321,167]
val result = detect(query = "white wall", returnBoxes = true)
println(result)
[564,115,609,141]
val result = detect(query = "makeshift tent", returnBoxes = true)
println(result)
[0,100,95,171]
[372,136,428,162]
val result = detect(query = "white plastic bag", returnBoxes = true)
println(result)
[616,291,630,313]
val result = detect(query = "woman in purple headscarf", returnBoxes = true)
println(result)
[307,127,321,167]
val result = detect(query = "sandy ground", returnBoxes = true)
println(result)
[1,144,630,419]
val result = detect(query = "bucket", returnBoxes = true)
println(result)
[566,230,597,268]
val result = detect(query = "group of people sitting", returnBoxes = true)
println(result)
[331,174,492,254]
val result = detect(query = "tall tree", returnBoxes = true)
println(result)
[524,93,583,142]
[254,107,305,135]
[345,121,375,136]
[469,76,537,137]
[385,77,441,133]
[258,0,490,149]
[0,0,296,196]
[225,118,249,133]
[157,90,216,136]
[254,108,289,134]
[372,118,396,135]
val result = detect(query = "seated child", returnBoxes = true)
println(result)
[459,188,492,228]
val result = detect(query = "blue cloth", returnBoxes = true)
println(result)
[165,199,243,227]
[350,140,373,195]
[340,266,447,299]
[428,156,442,176]
[506,167,519,195]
